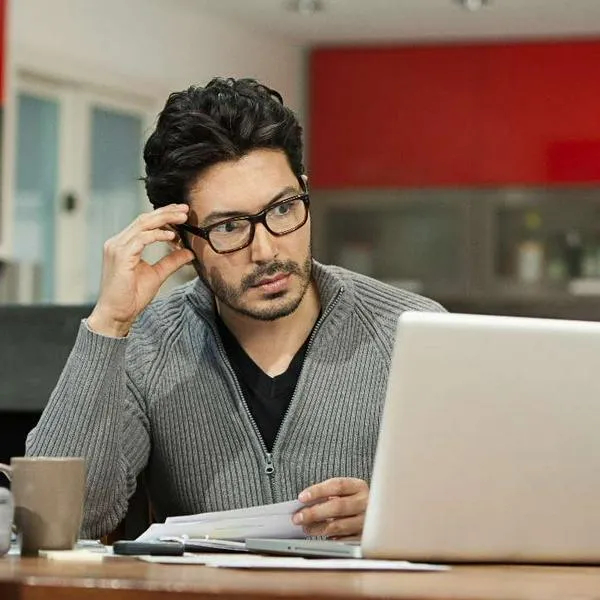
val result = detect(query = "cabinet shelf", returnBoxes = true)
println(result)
[311,186,600,318]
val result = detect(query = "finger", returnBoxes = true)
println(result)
[123,229,179,258]
[152,248,195,282]
[329,534,362,542]
[302,514,365,539]
[159,223,180,235]
[123,205,189,239]
[298,477,367,504]
[294,494,367,526]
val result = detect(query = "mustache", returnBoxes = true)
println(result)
[242,260,303,290]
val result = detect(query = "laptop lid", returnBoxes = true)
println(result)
[362,311,600,563]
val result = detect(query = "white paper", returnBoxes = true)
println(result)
[137,552,241,564]
[137,500,306,542]
[38,549,107,562]
[206,556,450,571]
[165,500,305,524]
[138,553,450,571]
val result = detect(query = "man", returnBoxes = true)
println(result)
[26,78,443,540]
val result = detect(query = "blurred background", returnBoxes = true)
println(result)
[1,0,600,460]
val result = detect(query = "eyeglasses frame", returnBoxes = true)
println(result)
[178,192,310,255]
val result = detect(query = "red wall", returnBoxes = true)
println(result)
[309,40,600,188]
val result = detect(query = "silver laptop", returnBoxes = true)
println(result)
[247,312,600,563]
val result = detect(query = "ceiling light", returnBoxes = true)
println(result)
[455,0,492,11]
[287,0,324,16]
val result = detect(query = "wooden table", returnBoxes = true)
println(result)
[3,556,600,600]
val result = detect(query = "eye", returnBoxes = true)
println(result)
[273,201,293,216]
[213,220,245,234]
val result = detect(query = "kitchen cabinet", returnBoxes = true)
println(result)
[309,41,600,188]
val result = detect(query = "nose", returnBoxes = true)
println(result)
[249,222,278,263]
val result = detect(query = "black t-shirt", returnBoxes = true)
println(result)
[216,315,310,453]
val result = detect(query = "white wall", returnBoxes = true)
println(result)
[9,0,305,110]
[0,0,306,261]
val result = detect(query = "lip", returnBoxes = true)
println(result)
[252,273,290,293]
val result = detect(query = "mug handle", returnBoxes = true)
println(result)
[0,463,12,482]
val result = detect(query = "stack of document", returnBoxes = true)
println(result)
[137,499,306,542]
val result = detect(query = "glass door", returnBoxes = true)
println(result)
[13,91,60,303]
[11,75,152,304]
[86,104,145,301]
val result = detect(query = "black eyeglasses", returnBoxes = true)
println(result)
[179,193,310,254]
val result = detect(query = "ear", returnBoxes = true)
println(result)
[300,174,309,191]
[164,226,185,251]
[173,225,194,252]
[167,240,182,252]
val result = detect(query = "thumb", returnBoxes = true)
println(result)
[153,248,194,282]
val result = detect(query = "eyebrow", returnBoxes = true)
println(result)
[199,186,300,227]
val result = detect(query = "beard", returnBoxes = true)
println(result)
[195,251,313,322]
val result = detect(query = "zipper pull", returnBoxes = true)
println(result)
[264,453,275,475]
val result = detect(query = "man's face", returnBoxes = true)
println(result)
[186,148,312,322]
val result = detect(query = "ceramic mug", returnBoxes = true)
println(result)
[0,457,85,555]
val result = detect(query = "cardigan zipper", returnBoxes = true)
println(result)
[211,332,272,461]
[204,285,344,497]
[208,322,279,497]
[269,287,344,459]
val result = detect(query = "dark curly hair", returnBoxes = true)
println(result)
[143,77,304,208]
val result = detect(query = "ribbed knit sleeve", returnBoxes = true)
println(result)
[24,265,447,537]
[25,322,151,539]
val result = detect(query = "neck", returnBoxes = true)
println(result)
[217,281,320,377]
